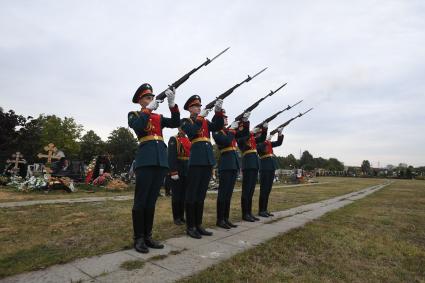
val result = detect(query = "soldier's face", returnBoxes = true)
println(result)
[189,105,201,115]
[224,117,228,126]
[139,95,154,107]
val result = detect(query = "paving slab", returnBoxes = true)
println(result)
[164,228,233,249]
[150,249,217,277]
[124,243,182,260]
[72,250,138,278]
[188,241,245,261]
[1,263,92,283]
[95,262,180,283]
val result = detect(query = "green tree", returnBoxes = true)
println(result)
[361,160,371,175]
[16,116,44,165]
[0,109,28,169]
[327,158,344,171]
[105,127,138,173]
[38,115,83,159]
[300,150,315,170]
[313,157,327,169]
[79,130,105,163]
[286,154,298,169]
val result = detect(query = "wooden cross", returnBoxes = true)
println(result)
[37,143,61,163]
[6,152,27,173]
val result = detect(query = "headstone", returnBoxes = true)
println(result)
[37,143,61,173]
[6,152,27,175]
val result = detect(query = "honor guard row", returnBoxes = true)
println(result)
[129,83,288,253]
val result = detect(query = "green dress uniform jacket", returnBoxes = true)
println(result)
[212,128,246,171]
[128,105,180,169]
[180,112,224,166]
[257,134,284,171]
[236,121,267,170]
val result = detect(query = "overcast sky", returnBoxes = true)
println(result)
[1,0,424,167]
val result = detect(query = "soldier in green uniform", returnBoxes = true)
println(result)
[257,128,284,217]
[128,83,180,253]
[180,95,224,239]
[236,121,268,222]
[212,110,250,229]
[168,128,191,225]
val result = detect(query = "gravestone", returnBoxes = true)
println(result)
[37,143,61,173]
[5,152,27,176]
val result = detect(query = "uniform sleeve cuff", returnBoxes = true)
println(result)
[169,104,179,113]
[196,115,204,122]
[142,108,152,114]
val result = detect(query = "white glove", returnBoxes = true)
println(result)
[230,121,239,129]
[171,174,179,181]
[278,127,284,135]
[242,111,251,122]
[262,122,268,128]
[252,127,262,134]
[200,108,211,118]
[146,99,160,111]
[214,99,223,112]
[165,87,176,108]
[267,135,272,141]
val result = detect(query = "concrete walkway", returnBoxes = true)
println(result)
[0,182,328,208]
[0,181,392,283]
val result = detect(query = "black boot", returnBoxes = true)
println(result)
[224,199,237,228]
[179,201,186,223]
[172,201,184,225]
[144,207,164,249]
[242,198,255,222]
[248,198,260,221]
[132,210,148,253]
[195,202,213,236]
[265,196,274,217]
[216,201,231,229]
[186,203,201,239]
[258,196,269,217]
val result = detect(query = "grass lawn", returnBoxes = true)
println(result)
[0,177,383,278]
[181,179,425,283]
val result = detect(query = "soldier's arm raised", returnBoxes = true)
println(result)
[161,105,181,129]
[207,112,225,132]
[271,134,284,147]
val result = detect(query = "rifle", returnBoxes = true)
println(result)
[204,67,268,110]
[254,100,303,129]
[156,47,230,101]
[269,108,313,135]
[233,82,287,122]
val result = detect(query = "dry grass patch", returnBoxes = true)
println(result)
[0,184,135,203]
[120,259,145,271]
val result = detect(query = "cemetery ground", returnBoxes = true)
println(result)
[0,183,136,203]
[181,179,425,283]
[0,177,402,279]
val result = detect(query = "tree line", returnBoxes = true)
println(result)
[1,108,422,177]
[0,108,137,172]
